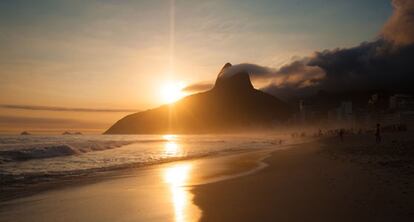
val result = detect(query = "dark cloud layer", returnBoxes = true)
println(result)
[262,0,414,100]
[263,40,414,100]
[0,104,139,113]
[307,40,414,92]
[272,60,325,88]
[219,62,325,88]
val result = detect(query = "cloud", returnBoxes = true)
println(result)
[182,0,414,101]
[183,82,213,92]
[262,39,414,99]
[0,115,107,129]
[307,40,414,92]
[382,0,414,45]
[218,62,325,87]
[185,62,325,96]
[271,60,325,88]
[262,0,414,99]
[0,104,139,113]
[219,63,275,79]
[0,115,82,125]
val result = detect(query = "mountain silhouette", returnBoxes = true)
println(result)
[105,63,291,134]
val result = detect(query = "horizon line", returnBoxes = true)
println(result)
[0,104,140,113]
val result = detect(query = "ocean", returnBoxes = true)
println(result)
[0,134,283,186]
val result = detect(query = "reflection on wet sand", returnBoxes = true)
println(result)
[164,164,192,222]
[162,135,200,222]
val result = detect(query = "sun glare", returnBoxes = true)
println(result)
[161,81,186,104]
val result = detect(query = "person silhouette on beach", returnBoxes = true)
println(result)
[339,129,344,142]
[318,129,323,137]
[375,123,381,144]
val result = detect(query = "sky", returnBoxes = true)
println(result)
[0,0,392,133]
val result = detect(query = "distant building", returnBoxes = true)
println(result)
[337,101,352,121]
[366,93,389,125]
[389,94,414,111]
[382,94,414,128]
[298,100,322,123]
[293,93,414,129]
[383,111,414,128]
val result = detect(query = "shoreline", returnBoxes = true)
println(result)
[0,144,284,222]
[0,145,281,202]
[0,133,305,202]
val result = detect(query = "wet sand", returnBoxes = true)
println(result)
[192,136,414,222]
[0,149,272,222]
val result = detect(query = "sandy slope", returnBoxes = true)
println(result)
[192,137,414,222]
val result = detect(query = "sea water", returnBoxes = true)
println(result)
[0,134,283,185]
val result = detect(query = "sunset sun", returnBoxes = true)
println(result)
[160,81,186,104]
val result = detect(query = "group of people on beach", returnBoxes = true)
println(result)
[292,123,408,144]
[332,123,407,144]
[332,125,382,143]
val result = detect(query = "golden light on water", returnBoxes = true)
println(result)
[164,163,192,222]
[165,142,180,156]
[162,134,198,222]
[163,134,177,141]
[163,134,185,157]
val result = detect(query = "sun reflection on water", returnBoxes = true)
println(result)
[164,164,192,222]
[165,142,180,155]
[163,135,185,157]
[163,134,177,141]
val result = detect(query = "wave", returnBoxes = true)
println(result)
[0,134,291,192]
[0,145,274,187]
[0,144,79,161]
[0,140,147,162]
[0,137,234,163]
